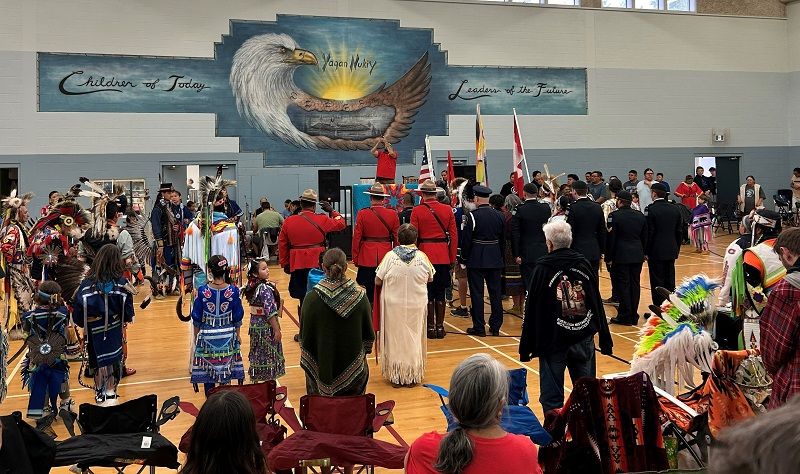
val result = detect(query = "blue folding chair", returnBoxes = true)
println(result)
[423,368,552,446]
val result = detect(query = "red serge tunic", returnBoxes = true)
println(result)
[278,210,346,271]
[351,204,400,267]
[410,198,458,265]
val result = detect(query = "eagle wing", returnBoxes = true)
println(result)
[290,52,431,151]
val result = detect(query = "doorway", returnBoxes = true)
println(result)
[695,155,740,208]
[0,167,19,197]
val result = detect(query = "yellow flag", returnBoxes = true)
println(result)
[475,104,487,186]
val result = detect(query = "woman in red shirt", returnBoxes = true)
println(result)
[674,174,704,209]
[405,353,542,474]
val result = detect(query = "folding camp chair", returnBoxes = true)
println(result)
[53,394,181,474]
[423,367,552,446]
[178,381,297,456]
[268,393,408,474]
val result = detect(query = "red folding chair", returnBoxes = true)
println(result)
[268,394,408,474]
[178,381,296,456]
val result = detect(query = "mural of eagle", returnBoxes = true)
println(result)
[230,33,431,150]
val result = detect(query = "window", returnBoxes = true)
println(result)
[601,0,694,11]
[482,0,580,4]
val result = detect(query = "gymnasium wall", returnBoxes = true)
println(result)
[0,0,795,210]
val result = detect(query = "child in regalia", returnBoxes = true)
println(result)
[190,254,246,396]
[242,257,285,381]
[691,193,713,253]
[21,280,72,422]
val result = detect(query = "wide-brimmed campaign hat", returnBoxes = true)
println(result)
[416,179,437,194]
[158,183,174,193]
[363,183,389,197]
[299,189,318,202]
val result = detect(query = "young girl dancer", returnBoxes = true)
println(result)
[190,254,245,396]
[691,194,713,253]
[242,257,285,381]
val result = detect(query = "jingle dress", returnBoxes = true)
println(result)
[20,306,70,418]
[190,284,246,391]
[248,281,285,381]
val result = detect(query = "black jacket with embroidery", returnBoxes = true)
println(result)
[519,248,613,362]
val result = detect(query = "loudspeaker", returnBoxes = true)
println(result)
[318,169,340,202]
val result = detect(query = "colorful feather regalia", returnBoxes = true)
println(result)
[178,166,239,322]
[630,274,721,396]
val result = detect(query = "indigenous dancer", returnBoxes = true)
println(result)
[180,168,241,297]
[242,257,285,382]
[150,182,179,299]
[77,178,138,377]
[28,184,92,282]
[1,190,34,340]
[73,244,135,405]
[690,194,712,253]
[20,281,72,422]
[190,255,245,396]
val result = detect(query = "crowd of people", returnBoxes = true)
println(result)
[5,156,800,474]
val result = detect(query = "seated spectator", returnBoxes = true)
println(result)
[405,353,542,474]
[180,390,269,474]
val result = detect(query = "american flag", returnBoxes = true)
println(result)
[419,135,434,183]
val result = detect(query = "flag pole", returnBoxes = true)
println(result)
[513,108,531,183]
[425,135,434,179]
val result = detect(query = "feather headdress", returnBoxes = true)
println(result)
[79,177,127,240]
[198,166,237,213]
[630,274,720,395]
[29,183,92,240]
[1,189,34,227]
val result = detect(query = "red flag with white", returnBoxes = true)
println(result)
[512,111,526,197]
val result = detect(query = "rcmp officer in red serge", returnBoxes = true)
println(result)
[463,185,506,337]
[352,183,400,304]
[411,179,458,339]
[278,189,346,307]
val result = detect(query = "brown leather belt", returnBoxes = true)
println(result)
[419,238,448,243]
[362,237,392,242]
[292,243,325,250]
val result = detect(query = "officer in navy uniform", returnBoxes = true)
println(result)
[605,190,648,326]
[565,180,606,276]
[644,182,683,305]
[463,185,506,337]
[511,182,551,291]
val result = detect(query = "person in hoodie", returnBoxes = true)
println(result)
[519,220,613,414]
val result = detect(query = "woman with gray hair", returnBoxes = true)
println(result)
[405,353,541,473]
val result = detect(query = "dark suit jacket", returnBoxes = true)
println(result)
[511,199,551,264]
[644,198,683,260]
[565,197,606,261]
[605,206,648,265]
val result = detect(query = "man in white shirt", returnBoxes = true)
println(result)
[636,168,655,211]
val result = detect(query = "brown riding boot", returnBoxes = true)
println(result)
[427,301,436,339]
[435,300,446,339]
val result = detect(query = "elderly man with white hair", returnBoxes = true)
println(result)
[519,220,613,414]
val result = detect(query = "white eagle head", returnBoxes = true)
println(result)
[230,33,319,148]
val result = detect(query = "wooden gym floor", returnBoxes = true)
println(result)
[1,232,736,473]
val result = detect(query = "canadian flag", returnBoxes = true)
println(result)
[512,111,526,197]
